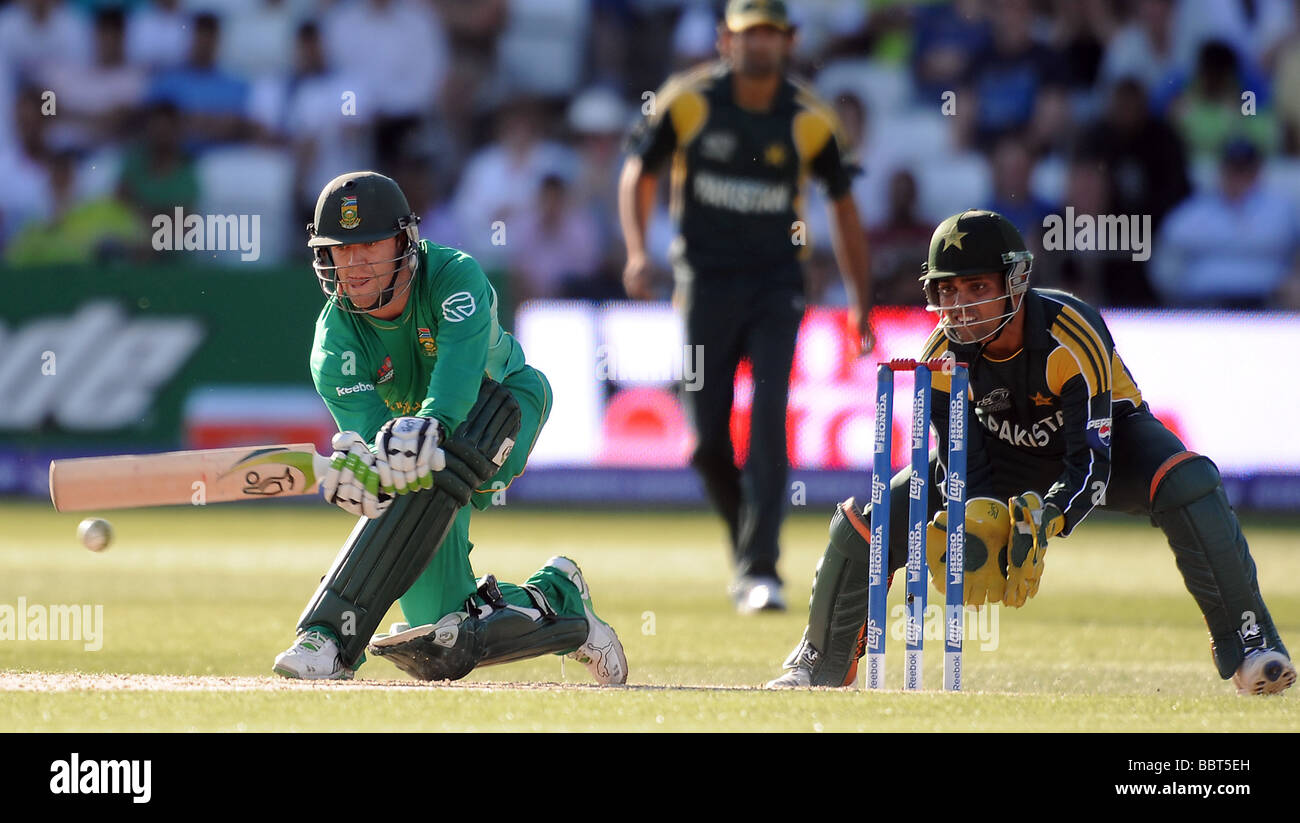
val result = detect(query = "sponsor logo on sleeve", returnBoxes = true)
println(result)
[441,292,476,323]
[1086,417,1112,450]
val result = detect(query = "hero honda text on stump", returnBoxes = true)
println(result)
[866,358,969,691]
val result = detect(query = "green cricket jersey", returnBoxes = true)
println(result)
[310,240,528,441]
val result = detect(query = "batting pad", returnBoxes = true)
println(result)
[295,378,522,667]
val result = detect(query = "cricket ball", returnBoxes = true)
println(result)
[77,518,113,552]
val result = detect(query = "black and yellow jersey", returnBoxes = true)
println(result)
[922,288,1145,535]
[627,60,859,277]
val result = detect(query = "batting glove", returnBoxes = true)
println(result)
[322,431,392,519]
[375,416,446,494]
[1004,491,1064,607]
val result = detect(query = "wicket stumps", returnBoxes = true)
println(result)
[865,358,969,692]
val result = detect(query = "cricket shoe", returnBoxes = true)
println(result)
[547,556,628,685]
[272,628,354,680]
[731,575,787,614]
[1232,647,1297,695]
[765,639,816,688]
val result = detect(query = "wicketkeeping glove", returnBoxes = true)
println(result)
[321,431,392,519]
[374,416,446,494]
[926,497,1011,607]
[1005,491,1064,607]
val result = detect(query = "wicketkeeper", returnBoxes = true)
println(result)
[767,209,1294,696]
[272,171,627,684]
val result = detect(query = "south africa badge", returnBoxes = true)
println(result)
[340,195,360,229]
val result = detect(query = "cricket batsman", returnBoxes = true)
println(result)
[271,171,627,684]
[767,209,1295,695]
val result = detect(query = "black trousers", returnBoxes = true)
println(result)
[679,269,805,581]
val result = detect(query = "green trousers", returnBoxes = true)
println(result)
[395,366,584,646]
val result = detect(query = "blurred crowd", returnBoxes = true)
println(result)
[3,0,1300,310]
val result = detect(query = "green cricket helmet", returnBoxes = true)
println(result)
[919,209,1032,344]
[307,171,421,314]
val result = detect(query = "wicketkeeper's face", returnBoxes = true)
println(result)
[934,273,1010,344]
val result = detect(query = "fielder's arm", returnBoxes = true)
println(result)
[826,193,874,353]
[620,82,680,299]
[618,155,659,299]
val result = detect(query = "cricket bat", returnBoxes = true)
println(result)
[49,444,333,512]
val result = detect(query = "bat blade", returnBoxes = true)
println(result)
[49,444,333,512]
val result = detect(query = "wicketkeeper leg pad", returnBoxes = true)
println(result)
[367,574,589,681]
[295,378,522,667]
[782,498,877,687]
[1150,451,1288,678]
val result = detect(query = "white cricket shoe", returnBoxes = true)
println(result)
[733,575,786,614]
[547,556,628,685]
[272,628,354,680]
[1232,647,1296,695]
[765,639,817,688]
[765,665,812,689]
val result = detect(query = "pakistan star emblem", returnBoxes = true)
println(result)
[764,143,787,166]
[941,223,968,250]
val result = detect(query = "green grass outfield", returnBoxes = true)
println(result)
[1,501,1297,731]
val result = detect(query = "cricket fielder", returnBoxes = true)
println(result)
[620,0,873,613]
[272,171,627,684]
[767,209,1294,695]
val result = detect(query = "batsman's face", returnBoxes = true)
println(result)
[332,236,406,311]
[935,273,1007,344]
[723,25,792,77]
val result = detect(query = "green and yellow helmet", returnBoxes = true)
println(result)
[308,171,421,313]
[919,209,1033,344]
[724,0,794,32]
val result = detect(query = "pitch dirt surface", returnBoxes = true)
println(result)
[2,503,1298,731]
[0,671,777,692]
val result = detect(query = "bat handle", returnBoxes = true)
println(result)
[311,453,334,488]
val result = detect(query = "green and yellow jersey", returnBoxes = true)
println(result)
[924,288,1145,535]
[310,240,528,441]
[628,60,859,277]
